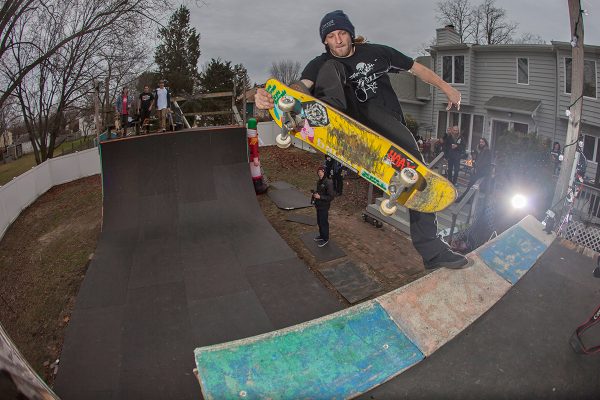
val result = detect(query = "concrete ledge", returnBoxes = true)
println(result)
[475,216,550,284]
[376,254,510,356]
[194,302,423,400]
[193,215,552,398]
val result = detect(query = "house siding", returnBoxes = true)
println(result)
[556,48,600,129]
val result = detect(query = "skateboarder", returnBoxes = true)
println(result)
[312,166,335,247]
[256,10,468,269]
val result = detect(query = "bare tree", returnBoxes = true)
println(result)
[270,60,301,85]
[436,0,474,43]
[10,0,156,163]
[475,0,518,44]
[0,0,169,109]
[511,33,547,45]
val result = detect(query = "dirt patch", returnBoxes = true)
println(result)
[0,175,102,384]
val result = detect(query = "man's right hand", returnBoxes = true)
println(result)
[255,88,274,110]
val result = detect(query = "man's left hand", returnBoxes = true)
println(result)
[313,193,320,199]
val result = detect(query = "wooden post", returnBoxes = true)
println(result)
[93,80,102,144]
[104,76,110,131]
[552,0,585,206]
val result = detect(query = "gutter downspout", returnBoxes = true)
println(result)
[554,47,560,143]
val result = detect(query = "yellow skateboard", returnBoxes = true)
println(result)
[265,78,456,214]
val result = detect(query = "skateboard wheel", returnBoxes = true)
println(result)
[379,199,397,216]
[399,168,419,187]
[275,133,292,148]
[278,96,297,112]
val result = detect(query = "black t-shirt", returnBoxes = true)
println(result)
[139,92,155,111]
[301,43,414,116]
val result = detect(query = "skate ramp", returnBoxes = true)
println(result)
[53,128,342,399]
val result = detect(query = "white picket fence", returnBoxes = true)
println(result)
[0,148,101,241]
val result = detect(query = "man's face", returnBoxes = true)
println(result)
[451,126,459,136]
[144,86,150,93]
[324,30,353,58]
[159,82,165,88]
[318,170,325,179]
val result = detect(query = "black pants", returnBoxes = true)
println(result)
[447,157,460,184]
[333,173,343,195]
[316,206,330,241]
[314,60,449,262]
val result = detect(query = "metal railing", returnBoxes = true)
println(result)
[572,183,600,225]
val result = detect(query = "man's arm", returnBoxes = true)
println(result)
[255,79,314,110]
[409,61,461,111]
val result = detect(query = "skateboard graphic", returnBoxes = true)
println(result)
[266,78,456,214]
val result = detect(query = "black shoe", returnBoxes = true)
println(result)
[425,249,469,270]
[318,239,329,248]
[314,235,324,242]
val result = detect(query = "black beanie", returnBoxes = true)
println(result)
[319,10,355,42]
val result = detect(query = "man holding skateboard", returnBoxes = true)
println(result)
[256,10,468,269]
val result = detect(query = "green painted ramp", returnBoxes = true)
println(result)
[194,302,423,399]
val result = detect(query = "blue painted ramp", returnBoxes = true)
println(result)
[194,302,423,399]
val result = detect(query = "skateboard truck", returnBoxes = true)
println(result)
[276,96,304,148]
[379,168,419,216]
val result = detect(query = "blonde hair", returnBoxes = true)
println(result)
[354,35,367,44]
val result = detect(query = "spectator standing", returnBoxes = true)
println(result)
[115,87,134,137]
[444,125,464,184]
[312,166,335,248]
[154,80,171,132]
[456,138,492,202]
[138,85,154,135]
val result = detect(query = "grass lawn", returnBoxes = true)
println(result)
[0,138,93,186]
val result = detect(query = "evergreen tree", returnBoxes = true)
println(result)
[233,63,251,97]
[197,58,235,125]
[155,6,201,95]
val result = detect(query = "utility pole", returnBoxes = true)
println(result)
[552,0,585,206]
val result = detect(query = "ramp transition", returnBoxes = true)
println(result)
[53,128,342,399]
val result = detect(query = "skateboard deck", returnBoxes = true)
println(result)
[265,78,456,213]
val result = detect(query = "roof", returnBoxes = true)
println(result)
[483,96,541,114]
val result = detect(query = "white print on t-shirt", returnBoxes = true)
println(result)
[348,60,387,102]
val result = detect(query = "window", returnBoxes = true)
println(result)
[442,55,465,84]
[517,58,529,84]
[583,134,599,163]
[565,58,597,98]
[513,122,529,134]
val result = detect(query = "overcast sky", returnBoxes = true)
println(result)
[186,0,600,84]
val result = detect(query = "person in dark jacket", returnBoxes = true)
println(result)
[443,125,465,184]
[313,165,335,247]
[456,138,492,202]
[325,155,345,195]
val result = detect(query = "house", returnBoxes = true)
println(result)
[392,25,600,177]
[0,130,13,149]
